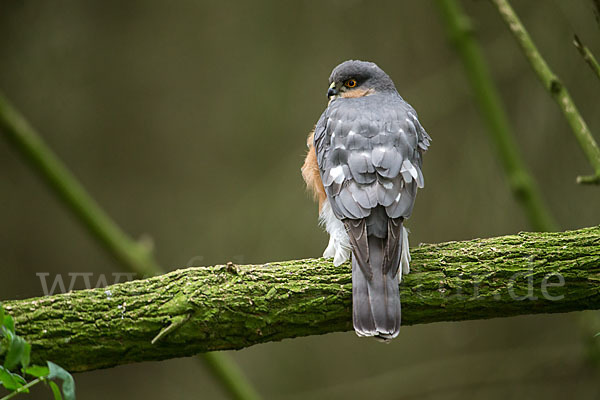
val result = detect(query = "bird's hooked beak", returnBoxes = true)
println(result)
[327,82,339,100]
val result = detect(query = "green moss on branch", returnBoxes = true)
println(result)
[3,226,600,372]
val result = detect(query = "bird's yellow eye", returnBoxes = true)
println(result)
[345,79,357,88]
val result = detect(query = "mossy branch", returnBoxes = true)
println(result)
[3,226,599,373]
[490,0,600,184]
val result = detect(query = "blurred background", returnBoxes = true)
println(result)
[1,0,600,398]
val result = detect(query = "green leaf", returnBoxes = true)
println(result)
[12,373,26,386]
[0,365,21,391]
[47,361,75,400]
[0,331,12,367]
[4,335,27,370]
[0,303,4,327]
[2,314,14,334]
[0,326,14,362]
[21,342,31,369]
[24,364,50,378]
[48,380,63,400]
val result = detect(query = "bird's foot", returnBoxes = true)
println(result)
[323,235,336,258]
[323,236,351,266]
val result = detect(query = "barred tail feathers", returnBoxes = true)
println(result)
[347,219,407,340]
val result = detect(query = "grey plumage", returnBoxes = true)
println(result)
[314,60,430,340]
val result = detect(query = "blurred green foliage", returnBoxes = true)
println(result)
[0,303,75,400]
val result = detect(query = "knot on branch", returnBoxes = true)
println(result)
[549,78,562,94]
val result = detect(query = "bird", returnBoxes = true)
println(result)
[301,60,431,340]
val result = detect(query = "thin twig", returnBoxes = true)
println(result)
[434,0,558,231]
[0,93,262,400]
[0,94,161,277]
[576,174,600,185]
[0,378,42,400]
[573,35,600,82]
[593,0,600,27]
[490,0,600,184]
[202,353,262,400]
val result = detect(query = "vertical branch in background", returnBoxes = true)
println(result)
[490,0,600,185]
[434,0,558,232]
[0,93,262,400]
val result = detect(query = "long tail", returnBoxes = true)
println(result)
[348,219,406,341]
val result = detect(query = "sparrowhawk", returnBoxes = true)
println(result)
[302,60,431,340]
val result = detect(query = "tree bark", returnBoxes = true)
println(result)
[4,226,599,372]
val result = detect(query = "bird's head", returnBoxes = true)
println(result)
[327,60,397,101]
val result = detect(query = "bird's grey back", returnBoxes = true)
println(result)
[314,93,430,237]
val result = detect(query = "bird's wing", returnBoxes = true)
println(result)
[314,95,430,277]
